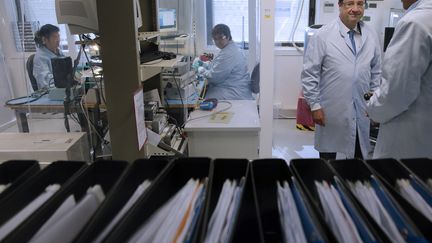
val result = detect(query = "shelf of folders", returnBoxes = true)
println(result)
[1,157,432,243]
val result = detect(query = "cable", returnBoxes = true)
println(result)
[5,89,49,106]
[182,100,233,127]
[290,0,306,53]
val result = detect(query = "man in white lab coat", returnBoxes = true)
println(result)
[367,0,432,159]
[301,0,381,159]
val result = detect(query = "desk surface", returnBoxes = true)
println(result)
[184,100,260,131]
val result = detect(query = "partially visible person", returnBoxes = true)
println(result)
[301,0,382,159]
[33,24,64,89]
[366,0,432,159]
[196,24,253,100]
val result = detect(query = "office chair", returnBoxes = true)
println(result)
[251,63,260,94]
[26,54,38,91]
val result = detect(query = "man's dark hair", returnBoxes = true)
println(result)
[212,24,232,41]
[34,24,60,47]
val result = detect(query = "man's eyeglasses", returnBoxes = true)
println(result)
[342,1,365,9]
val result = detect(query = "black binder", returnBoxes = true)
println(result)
[104,157,212,243]
[252,159,334,243]
[0,161,86,229]
[365,158,432,240]
[3,160,129,243]
[0,160,40,200]
[400,158,432,184]
[199,159,249,243]
[330,159,425,242]
[74,159,170,243]
[290,159,388,242]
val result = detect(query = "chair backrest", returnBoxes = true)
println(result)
[250,63,260,94]
[26,54,38,91]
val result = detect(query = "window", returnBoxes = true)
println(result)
[206,0,315,47]
[275,0,314,46]
[206,0,249,47]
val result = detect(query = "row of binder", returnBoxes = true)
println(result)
[0,157,431,242]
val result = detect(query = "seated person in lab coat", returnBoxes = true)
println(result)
[196,24,253,100]
[33,24,64,90]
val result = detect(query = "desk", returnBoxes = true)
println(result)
[5,94,102,133]
[184,100,260,159]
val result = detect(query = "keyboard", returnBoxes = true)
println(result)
[140,51,165,64]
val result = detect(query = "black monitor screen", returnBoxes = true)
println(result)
[51,57,73,88]
[384,27,395,52]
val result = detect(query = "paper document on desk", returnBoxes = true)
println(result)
[208,112,233,124]
[134,87,147,150]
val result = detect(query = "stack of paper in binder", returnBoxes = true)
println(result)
[92,180,152,243]
[395,178,432,222]
[277,180,326,243]
[347,177,428,242]
[0,184,61,241]
[204,178,245,243]
[315,180,377,243]
[128,178,207,243]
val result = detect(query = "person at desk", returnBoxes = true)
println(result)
[196,24,253,100]
[33,24,64,90]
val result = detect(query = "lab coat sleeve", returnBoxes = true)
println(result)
[301,34,326,110]
[369,38,382,92]
[33,55,53,88]
[367,20,430,123]
[202,50,233,85]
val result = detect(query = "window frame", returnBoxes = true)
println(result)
[206,0,316,48]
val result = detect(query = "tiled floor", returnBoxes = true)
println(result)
[272,118,319,162]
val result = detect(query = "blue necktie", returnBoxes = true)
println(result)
[349,30,356,55]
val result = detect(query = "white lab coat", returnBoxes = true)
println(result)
[202,41,253,100]
[302,19,382,158]
[367,0,432,159]
[33,46,64,89]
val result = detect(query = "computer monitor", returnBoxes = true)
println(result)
[55,0,142,34]
[51,57,74,88]
[159,8,177,32]
[55,0,99,34]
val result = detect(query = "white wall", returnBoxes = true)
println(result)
[273,49,303,110]
[0,0,33,98]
